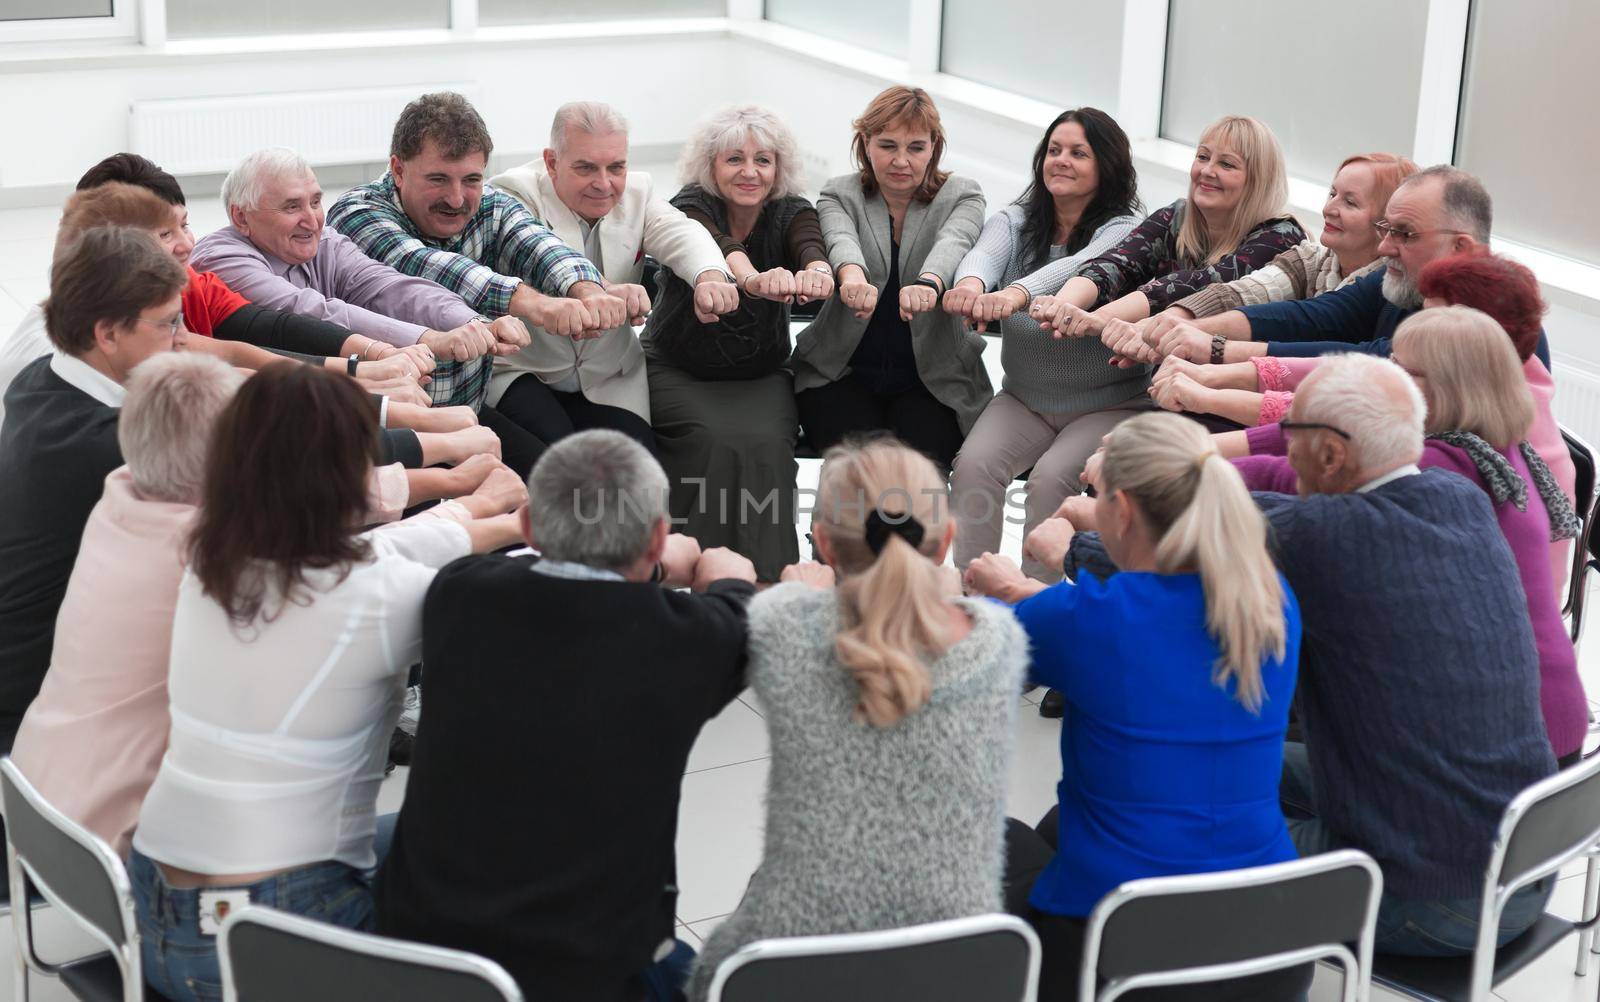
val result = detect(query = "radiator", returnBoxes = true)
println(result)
[128,85,483,176]
[1554,362,1600,448]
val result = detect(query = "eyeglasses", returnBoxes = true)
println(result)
[136,315,184,340]
[1372,220,1468,245]
[1278,419,1351,440]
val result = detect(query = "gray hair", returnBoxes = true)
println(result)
[549,101,630,156]
[1296,354,1426,473]
[526,429,668,572]
[678,104,805,201]
[118,352,244,504]
[221,147,314,214]
[1401,165,1492,242]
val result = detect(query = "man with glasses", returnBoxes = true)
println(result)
[1142,165,1551,370]
[1059,352,1557,959]
[0,226,186,758]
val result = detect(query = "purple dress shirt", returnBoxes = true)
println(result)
[192,226,479,348]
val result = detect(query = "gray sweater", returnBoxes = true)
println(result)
[687,585,1028,999]
[953,205,1142,414]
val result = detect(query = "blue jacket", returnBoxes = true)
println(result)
[1243,270,1551,369]
[1012,570,1301,918]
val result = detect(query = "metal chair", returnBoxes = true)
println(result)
[1078,849,1381,1002]
[0,756,166,1002]
[1561,425,1599,651]
[706,913,1040,1002]
[1371,752,1600,1001]
[217,903,522,1002]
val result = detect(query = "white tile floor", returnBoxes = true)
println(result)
[5,195,1600,1001]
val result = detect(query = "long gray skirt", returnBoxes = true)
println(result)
[647,358,800,581]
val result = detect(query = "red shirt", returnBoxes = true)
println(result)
[181,267,249,336]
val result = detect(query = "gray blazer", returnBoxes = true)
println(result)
[791,173,993,433]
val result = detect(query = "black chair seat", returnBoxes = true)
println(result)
[56,952,174,1002]
[1370,913,1576,1001]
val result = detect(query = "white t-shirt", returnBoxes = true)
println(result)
[0,306,52,427]
[133,518,470,874]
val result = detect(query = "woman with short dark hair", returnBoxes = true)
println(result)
[128,365,524,1002]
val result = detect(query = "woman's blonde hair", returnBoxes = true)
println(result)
[815,438,955,727]
[1098,413,1286,710]
[677,104,806,201]
[1394,305,1535,449]
[1176,115,1289,266]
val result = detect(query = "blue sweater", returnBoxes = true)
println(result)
[1066,470,1555,900]
[1244,270,1551,369]
[1013,571,1301,918]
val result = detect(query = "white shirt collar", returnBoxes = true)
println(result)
[49,350,125,408]
[1356,464,1421,494]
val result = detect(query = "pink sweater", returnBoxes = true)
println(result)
[10,469,193,857]
[1237,425,1587,759]
[1250,354,1576,593]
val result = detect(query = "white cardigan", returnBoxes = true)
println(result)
[485,166,727,419]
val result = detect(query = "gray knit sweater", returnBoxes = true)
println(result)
[687,585,1028,1000]
[953,205,1143,414]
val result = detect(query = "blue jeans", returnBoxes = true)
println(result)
[1280,743,1552,957]
[129,813,399,1002]
[640,937,697,1002]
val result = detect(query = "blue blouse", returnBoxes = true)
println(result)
[1013,570,1302,918]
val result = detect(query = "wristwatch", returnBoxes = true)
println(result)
[1209,334,1227,365]
[347,354,361,376]
[912,276,941,295]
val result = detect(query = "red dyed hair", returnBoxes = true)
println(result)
[1417,248,1545,362]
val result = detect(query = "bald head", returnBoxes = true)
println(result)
[1287,355,1425,495]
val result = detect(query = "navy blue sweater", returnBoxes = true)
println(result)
[1243,270,1551,369]
[1067,470,1555,900]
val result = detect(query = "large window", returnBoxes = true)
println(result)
[479,0,722,25]
[2,1,112,19]
[1161,0,1427,184]
[765,0,909,60]
[165,0,449,38]
[940,0,1122,111]
[1456,0,1600,266]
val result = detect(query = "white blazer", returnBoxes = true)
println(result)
[485,165,727,420]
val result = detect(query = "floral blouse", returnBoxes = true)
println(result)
[1077,199,1306,312]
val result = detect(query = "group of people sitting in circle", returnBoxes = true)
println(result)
[0,78,1581,1002]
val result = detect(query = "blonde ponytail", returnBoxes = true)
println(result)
[816,440,956,727]
[1100,414,1286,711]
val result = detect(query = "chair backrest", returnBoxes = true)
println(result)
[1492,753,1600,896]
[0,757,133,954]
[1082,849,1382,1002]
[707,913,1040,1002]
[218,904,523,1002]
[1564,427,1596,527]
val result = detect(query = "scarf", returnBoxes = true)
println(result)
[1429,430,1579,542]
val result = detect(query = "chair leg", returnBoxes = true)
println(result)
[1582,855,1600,974]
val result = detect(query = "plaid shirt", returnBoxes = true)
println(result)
[328,173,605,409]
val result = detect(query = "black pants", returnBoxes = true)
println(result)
[796,376,964,471]
[1006,810,1312,1002]
[496,374,657,464]
[479,404,549,481]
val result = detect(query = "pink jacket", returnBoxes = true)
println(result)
[10,469,194,857]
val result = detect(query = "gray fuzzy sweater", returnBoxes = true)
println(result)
[687,585,1028,999]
